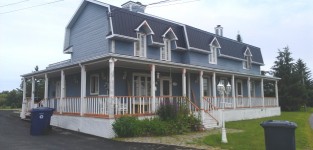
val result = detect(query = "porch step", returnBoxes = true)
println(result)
[203,112,220,129]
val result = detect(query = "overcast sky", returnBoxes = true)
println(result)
[0,0,312,91]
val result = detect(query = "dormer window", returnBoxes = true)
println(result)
[161,38,171,61]
[209,37,221,64]
[243,47,252,69]
[134,33,146,57]
[160,27,178,61]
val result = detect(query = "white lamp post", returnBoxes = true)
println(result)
[217,81,231,143]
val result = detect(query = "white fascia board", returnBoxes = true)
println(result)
[134,20,155,35]
[219,54,264,65]
[106,34,138,41]
[162,27,178,40]
[183,25,190,49]
[189,47,211,54]
[209,37,221,48]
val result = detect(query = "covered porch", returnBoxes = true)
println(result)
[21,56,279,122]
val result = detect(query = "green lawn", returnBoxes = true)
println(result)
[201,109,313,150]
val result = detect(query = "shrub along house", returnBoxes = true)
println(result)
[20,0,280,138]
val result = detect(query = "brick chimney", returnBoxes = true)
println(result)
[215,25,223,36]
[121,1,146,13]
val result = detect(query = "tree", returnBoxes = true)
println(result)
[271,47,313,110]
[20,65,44,102]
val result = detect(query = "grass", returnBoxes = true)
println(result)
[200,108,313,150]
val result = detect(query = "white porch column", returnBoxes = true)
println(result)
[60,70,65,114]
[182,68,186,97]
[247,77,251,107]
[261,78,264,107]
[44,74,48,106]
[108,58,116,116]
[212,72,217,106]
[199,71,204,122]
[232,75,236,109]
[20,78,27,119]
[151,64,156,113]
[275,80,279,106]
[80,65,86,116]
[31,76,35,109]
[187,72,191,100]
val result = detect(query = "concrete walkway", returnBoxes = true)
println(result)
[0,110,198,150]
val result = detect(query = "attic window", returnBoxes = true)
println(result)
[209,37,221,64]
[161,38,171,61]
[134,33,146,57]
[243,47,252,69]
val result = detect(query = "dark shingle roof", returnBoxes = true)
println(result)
[111,7,186,48]
[109,5,263,64]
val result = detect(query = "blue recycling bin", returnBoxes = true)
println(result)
[30,107,54,135]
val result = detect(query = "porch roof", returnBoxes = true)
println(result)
[21,53,280,81]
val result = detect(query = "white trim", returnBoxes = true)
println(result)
[162,27,178,40]
[132,73,151,96]
[31,76,35,109]
[44,74,48,100]
[244,47,253,56]
[183,25,190,49]
[209,37,221,48]
[151,64,156,112]
[111,40,115,53]
[134,33,147,57]
[80,64,86,116]
[160,77,172,96]
[63,46,73,54]
[160,38,171,61]
[106,34,138,41]
[209,46,217,64]
[90,74,99,95]
[134,20,155,35]
[219,54,264,65]
[108,5,114,35]
[190,47,210,54]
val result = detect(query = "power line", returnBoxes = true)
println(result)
[147,0,200,8]
[0,0,30,8]
[147,0,183,6]
[0,0,64,15]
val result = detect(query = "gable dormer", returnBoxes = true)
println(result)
[135,20,154,35]
[243,47,252,69]
[209,37,221,64]
[160,27,178,61]
[134,20,154,57]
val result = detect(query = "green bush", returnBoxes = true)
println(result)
[113,102,202,138]
[112,116,142,137]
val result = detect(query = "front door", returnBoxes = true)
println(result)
[160,78,171,96]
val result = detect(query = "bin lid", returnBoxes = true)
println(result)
[260,120,297,128]
[31,107,54,112]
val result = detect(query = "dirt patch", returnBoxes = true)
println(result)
[116,128,242,150]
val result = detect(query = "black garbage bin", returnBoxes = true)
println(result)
[260,120,297,150]
[30,107,54,135]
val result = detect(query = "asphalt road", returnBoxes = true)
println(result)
[0,110,198,150]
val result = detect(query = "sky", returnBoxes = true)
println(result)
[0,0,312,91]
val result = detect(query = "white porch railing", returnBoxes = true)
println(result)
[203,96,216,111]
[63,97,81,114]
[236,97,250,108]
[264,97,277,107]
[43,98,60,112]
[216,97,233,109]
[85,96,108,115]
[251,97,263,107]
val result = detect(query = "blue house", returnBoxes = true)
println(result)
[20,0,280,138]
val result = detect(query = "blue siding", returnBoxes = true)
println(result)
[187,51,261,75]
[65,73,81,97]
[171,51,183,63]
[115,40,133,56]
[69,3,110,62]
[147,46,160,60]
[48,77,60,98]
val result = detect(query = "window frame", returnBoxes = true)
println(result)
[90,74,99,95]
[160,38,171,61]
[209,46,217,64]
[134,32,147,57]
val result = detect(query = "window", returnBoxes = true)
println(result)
[90,74,99,95]
[203,77,212,96]
[250,81,255,97]
[243,48,252,69]
[209,46,217,64]
[133,74,151,96]
[134,33,146,57]
[236,80,243,96]
[161,38,171,61]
